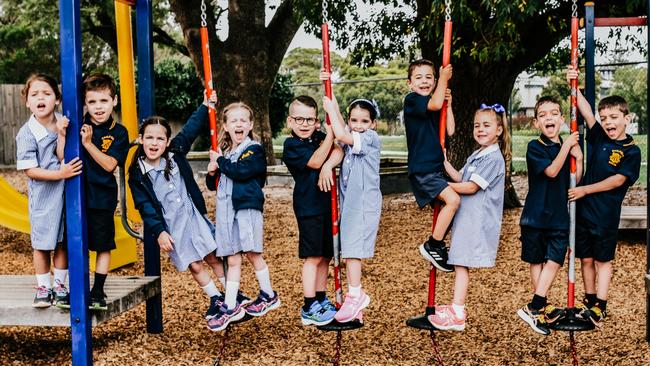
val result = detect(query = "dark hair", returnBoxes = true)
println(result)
[21,74,62,102]
[534,96,562,118]
[598,95,629,115]
[408,59,435,80]
[82,73,118,98]
[347,99,380,121]
[219,102,257,152]
[129,116,174,180]
[290,95,318,113]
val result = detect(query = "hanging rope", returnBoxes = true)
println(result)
[212,327,230,366]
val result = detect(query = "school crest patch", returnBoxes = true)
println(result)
[101,135,114,152]
[240,150,254,160]
[608,149,624,167]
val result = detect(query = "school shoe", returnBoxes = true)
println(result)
[301,301,336,326]
[517,305,551,336]
[89,294,108,311]
[427,304,466,331]
[205,294,225,320]
[543,304,565,324]
[53,282,71,309]
[207,303,245,331]
[419,237,454,272]
[245,290,281,317]
[33,286,52,308]
[334,291,370,323]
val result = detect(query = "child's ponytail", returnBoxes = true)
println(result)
[498,111,512,180]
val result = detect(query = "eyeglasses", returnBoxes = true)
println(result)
[290,116,318,126]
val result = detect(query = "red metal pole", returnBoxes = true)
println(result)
[594,17,647,27]
[568,16,579,309]
[200,26,219,151]
[321,23,343,308]
[427,20,453,310]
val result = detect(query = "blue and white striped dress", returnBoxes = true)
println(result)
[339,130,382,259]
[15,115,65,250]
[447,144,505,268]
[141,155,217,271]
[214,137,264,257]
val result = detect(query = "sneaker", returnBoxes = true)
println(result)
[427,304,466,331]
[320,297,337,313]
[517,305,551,335]
[245,290,281,317]
[89,294,108,311]
[237,291,253,307]
[334,291,370,323]
[301,301,335,326]
[33,286,52,308]
[419,237,453,272]
[205,294,225,320]
[543,304,565,324]
[53,282,70,309]
[207,303,245,331]
[583,305,607,326]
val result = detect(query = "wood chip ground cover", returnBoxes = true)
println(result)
[1,170,648,365]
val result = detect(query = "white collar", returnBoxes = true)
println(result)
[139,152,175,174]
[474,143,499,159]
[27,115,50,142]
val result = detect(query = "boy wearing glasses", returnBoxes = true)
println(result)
[282,95,337,326]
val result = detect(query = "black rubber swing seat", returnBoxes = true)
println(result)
[549,307,595,332]
[406,314,438,330]
[317,318,364,331]
[230,312,254,326]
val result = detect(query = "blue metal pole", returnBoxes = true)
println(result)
[585,3,596,112]
[59,0,92,365]
[135,0,162,334]
[646,0,650,344]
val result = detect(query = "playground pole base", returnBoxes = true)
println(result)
[317,318,364,331]
[406,314,438,330]
[550,308,595,332]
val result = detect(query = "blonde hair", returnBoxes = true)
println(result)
[474,108,512,178]
[219,102,258,152]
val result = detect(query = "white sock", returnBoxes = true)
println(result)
[255,267,273,296]
[349,284,362,297]
[53,268,68,286]
[224,280,240,310]
[218,276,226,288]
[201,280,221,298]
[36,273,51,289]
[452,303,466,318]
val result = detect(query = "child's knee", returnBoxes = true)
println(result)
[227,254,242,267]
[581,257,594,267]
[204,253,221,265]
[188,261,204,274]
[445,191,461,210]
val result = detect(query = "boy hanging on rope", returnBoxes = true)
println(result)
[517,96,583,335]
[566,67,641,326]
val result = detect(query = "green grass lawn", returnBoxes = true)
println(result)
[273,132,648,186]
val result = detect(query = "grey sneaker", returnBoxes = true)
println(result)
[33,286,52,308]
[53,282,70,309]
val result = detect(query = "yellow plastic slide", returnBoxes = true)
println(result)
[0,177,137,271]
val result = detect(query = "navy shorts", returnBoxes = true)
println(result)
[408,171,449,208]
[575,218,619,262]
[86,208,116,253]
[297,213,334,259]
[520,226,568,265]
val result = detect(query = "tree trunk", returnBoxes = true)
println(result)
[168,0,302,165]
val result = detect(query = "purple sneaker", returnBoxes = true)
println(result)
[245,290,281,317]
[207,303,245,331]
[205,294,224,320]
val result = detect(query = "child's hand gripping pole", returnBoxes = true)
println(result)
[567,14,579,309]
[200,24,218,151]
[321,22,343,308]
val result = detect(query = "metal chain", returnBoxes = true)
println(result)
[429,330,446,366]
[332,330,342,366]
[444,0,452,22]
[212,327,230,366]
[570,332,580,366]
[200,0,207,27]
[322,0,329,24]
[572,0,578,18]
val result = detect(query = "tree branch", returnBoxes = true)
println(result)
[267,0,302,72]
[152,25,189,57]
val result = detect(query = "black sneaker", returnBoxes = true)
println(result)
[205,294,224,320]
[583,305,607,326]
[517,305,551,335]
[419,237,453,272]
[53,282,71,309]
[237,291,253,306]
[33,286,53,308]
[543,304,565,324]
[89,294,108,311]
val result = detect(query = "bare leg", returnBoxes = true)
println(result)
[432,187,460,241]
[189,261,211,287]
[52,245,68,270]
[534,261,561,298]
[302,256,321,297]
[529,263,543,292]
[33,250,51,275]
[316,257,330,293]
[95,251,111,275]
[346,258,362,289]
[580,257,596,295]
[594,260,613,301]
[245,252,267,271]
[204,253,225,279]
[451,266,469,306]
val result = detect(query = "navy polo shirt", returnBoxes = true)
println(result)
[83,114,130,210]
[578,122,641,229]
[282,130,331,218]
[403,92,444,175]
[520,135,570,230]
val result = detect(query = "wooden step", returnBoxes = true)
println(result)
[0,275,160,327]
[619,206,647,229]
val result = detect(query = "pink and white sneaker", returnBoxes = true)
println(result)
[334,291,370,323]
[427,305,466,331]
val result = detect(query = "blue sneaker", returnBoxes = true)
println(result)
[320,297,337,313]
[207,302,245,331]
[301,301,335,326]
[205,294,224,320]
